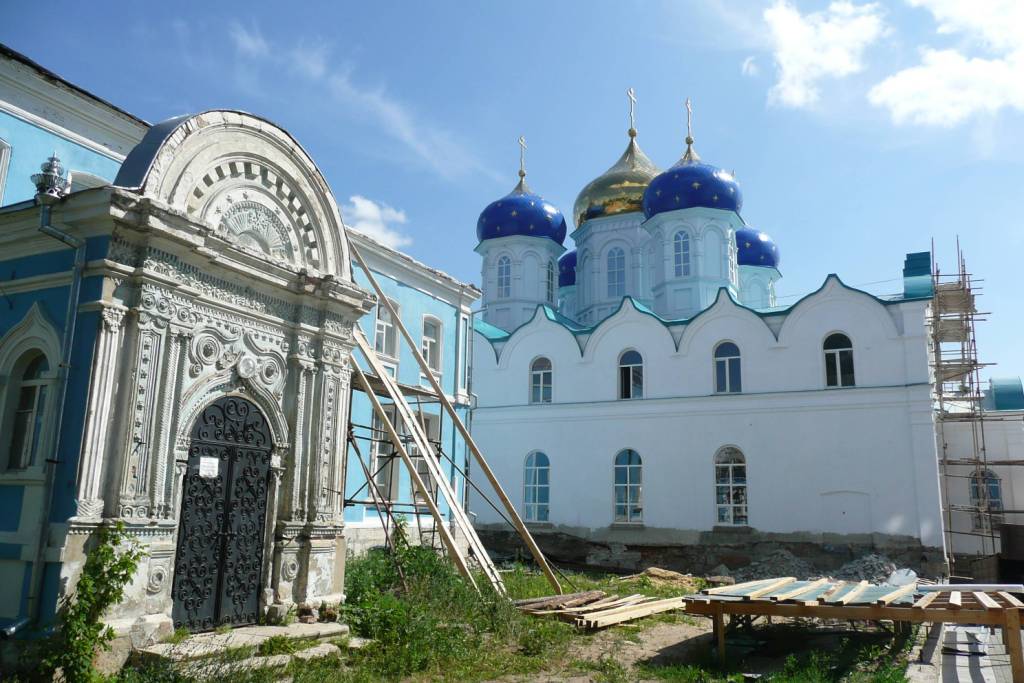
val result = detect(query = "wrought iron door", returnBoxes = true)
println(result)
[172,396,272,631]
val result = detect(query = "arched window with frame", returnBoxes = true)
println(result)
[714,342,742,393]
[673,231,691,277]
[4,351,50,470]
[421,316,442,374]
[714,447,747,526]
[824,333,855,387]
[618,350,643,400]
[607,247,625,298]
[374,299,399,359]
[614,449,642,523]
[530,357,552,404]
[497,256,512,299]
[524,451,550,522]
[970,469,1004,530]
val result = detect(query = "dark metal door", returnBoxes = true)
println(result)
[172,396,273,631]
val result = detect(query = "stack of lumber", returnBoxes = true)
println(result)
[695,577,919,606]
[515,590,685,629]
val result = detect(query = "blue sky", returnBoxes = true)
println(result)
[4,0,1022,380]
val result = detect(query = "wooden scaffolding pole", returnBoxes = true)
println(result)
[350,362,479,592]
[350,242,563,595]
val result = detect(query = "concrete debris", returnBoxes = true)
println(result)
[732,549,814,582]
[829,554,899,583]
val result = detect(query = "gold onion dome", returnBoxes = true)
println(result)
[573,125,660,229]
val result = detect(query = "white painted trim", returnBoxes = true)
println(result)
[0,137,10,204]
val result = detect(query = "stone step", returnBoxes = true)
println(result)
[139,621,350,662]
[153,639,349,681]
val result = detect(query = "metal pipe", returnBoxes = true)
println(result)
[0,617,30,639]
[26,195,85,626]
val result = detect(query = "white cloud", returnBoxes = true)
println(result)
[868,0,1024,126]
[342,195,413,249]
[763,1,886,108]
[869,49,1024,126]
[218,24,493,182]
[228,22,269,59]
[741,56,760,77]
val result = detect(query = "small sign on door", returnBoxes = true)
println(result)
[199,457,219,479]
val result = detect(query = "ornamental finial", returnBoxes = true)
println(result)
[32,151,70,200]
[627,88,637,138]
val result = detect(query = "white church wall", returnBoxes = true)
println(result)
[470,276,945,569]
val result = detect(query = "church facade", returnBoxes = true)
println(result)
[469,108,948,574]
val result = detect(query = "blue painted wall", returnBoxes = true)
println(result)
[344,263,471,527]
[0,111,122,206]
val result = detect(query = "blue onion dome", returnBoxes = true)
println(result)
[642,131,742,218]
[735,227,780,268]
[558,249,577,287]
[476,171,567,245]
[573,128,660,228]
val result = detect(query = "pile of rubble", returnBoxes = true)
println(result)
[618,567,703,592]
[829,553,899,583]
[731,548,815,582]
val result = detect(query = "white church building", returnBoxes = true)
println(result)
[468,106,947,575]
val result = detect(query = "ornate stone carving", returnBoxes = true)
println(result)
[146,562,168,594]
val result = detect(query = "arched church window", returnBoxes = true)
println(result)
[524,451,550,522]
[4,351,50,470]
[530,357,552,404]
[546,260,556,304]
[673,231,691,277]
[824,333,855,387]
[497,256,511,299]
[714,447,747,525]
[970,469,1004,530]
[607,248,625,298]
[713,342,742,394]
[374,299,399,359]
[421,316,442,373]
[614,449,643,523]
[618,350,643,400]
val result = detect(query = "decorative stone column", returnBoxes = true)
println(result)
[75,305,126,519]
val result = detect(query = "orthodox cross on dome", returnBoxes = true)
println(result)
[518,136,527,179]
[627,87,637,137]
[682,97,701,163]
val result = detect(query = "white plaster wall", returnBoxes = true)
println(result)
[470,278,943,549]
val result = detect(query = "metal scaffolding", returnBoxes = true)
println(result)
[931,241,1001,566]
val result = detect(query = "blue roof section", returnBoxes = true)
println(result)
[902,251,933,298]
[990,377,1024,411]
[473,317,511,342]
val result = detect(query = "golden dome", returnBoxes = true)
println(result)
[573,129,660,229]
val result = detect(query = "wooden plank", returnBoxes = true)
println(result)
[912,591,940,609]
[683,599,1007,626]
[834,581,870,605]
[1005,607,1024,682]
[875,584,918,606]
[704,578,776,595]
[744,577,797,600]
[514,591,597,607]
[517,590,605,611]
[771,579,829,603]
[817,581,847,603]
[1001,592,1024,608]
[581,598,686,629]
[350,365,478,592]
[948,591,962,609]
[350,243,563,595]
[975,592,1001,610]
[714,603,726,665]
[573,596,669,620]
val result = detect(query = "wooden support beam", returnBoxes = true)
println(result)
[835,580,870,605]
[975,592,1001,610]
[1001,592,1024,608]
[714,602,726,665]
[350,242,562,595]
[949,591,962,609]
[684,599,1008,626]
[771,578,829,602]
[1005,607,1024,682]
[912,591,940,609]
[744,577,796,600]
[875,583,918,606]
[705,578,775,595]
